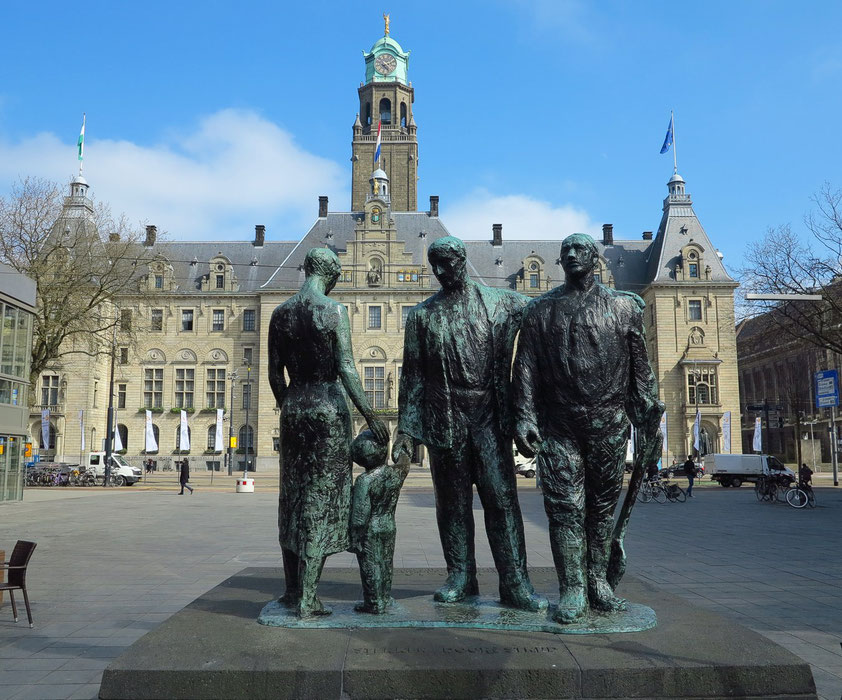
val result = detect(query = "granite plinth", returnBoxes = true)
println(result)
[259,595,656,635]
[99,567,817,699]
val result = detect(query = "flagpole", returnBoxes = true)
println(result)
[78,113,85,176]
[672,110,678,174]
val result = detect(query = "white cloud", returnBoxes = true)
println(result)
[441,188,598,241]
[0,109,348,240]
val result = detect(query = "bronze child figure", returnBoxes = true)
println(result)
[349,429,410,614]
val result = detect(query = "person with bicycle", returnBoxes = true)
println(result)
[683,456,696,497]
[799,463,813,486]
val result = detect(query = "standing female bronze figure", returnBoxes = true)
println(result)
[269,248,388,617]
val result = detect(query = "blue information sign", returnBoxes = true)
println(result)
[815,369,839,408]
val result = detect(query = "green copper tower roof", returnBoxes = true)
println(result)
[363,33,410,85]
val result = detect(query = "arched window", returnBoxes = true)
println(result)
[238,425,254,454]
[365,102,372,126]
[400,102,407,128]
[379,98,391,124]
[175,426,192,452]
[207,425,217,451]
[117,424,128,451]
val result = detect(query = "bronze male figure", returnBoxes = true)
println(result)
[513,234,662,624]
[393,236,546,612]
[268,248,388,618]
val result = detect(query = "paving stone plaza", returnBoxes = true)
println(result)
[0,480,840,699]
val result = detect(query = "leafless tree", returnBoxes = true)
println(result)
[0,176,155,396]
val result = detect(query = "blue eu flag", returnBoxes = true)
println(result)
[660,113,674,154]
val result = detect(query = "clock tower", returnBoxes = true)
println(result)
[351,19,418,212]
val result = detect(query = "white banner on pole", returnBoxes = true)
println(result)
[659,411,668,454]
[752,416,762,452]
[41,408,50,450]
[215,409,224,453]
[145,410,158,453]
[114,424,123,452]
[79,409,85,452]
[722,411,732,454]
[179,410,190,451]
[693,407,701,452]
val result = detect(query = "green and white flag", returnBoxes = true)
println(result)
[77,114,85,161]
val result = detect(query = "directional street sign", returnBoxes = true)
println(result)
[815,370,840,408]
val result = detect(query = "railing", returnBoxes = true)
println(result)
[32,404,63,414]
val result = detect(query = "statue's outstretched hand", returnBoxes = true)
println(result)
[368,417,390,446]
[391,433,413,464]
[515,421,543,459]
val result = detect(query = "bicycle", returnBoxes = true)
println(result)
[662,478,686,503]
[785,480,816,509]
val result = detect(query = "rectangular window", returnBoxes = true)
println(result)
[212,309,225,331]
[175,368,195,408]
[120,309,132,331]
[144,368,163,408]
[368,305,382,329]
[689,263,699,278]
[242,382,251,410]
[215,274,224,289]
[206,369,226,408]
[151,309,163,331]
[181,309,194,331]
[688,366,718,405]
[243,309,256,331]
[119,347,129,365]
[364,365,385,408]
[154,274,163,289]
[93,381,98,408]
[688,300,703,321]
[529,273,539,288]
[401,305,413,328]
[243,347,253,365]
[117,384,126,410]
[593,272,602,284]
[41,375,59,406]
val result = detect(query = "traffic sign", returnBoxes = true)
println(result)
[815,370,839,408]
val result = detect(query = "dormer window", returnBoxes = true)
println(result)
[154,275,163,289]
[216,274,224,289]
[689,263,698,278]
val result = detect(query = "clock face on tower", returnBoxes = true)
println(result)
[374,54,397,75]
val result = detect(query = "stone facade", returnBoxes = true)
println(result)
[30,27,742,473]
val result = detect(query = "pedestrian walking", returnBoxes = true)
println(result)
[683,456,696,497]
[179,458,194,495]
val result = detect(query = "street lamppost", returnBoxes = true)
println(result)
[243,361,252,477]
[103,309,118,487]
[226,369,238,476]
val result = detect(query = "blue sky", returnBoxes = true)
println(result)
[2,0,841,273]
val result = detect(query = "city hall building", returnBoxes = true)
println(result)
[31,25,741,473]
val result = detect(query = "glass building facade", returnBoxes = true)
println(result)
[0,263,35,503]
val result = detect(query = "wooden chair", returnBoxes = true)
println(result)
[0,541,36,628]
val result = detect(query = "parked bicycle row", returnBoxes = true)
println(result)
[24,464,130,487]
[636,476,688,503]
[755,474,816,509]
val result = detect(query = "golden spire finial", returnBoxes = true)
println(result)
[383,12,390,36]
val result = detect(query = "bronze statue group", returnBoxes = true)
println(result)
[268,234,663,625]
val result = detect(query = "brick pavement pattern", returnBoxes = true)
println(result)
[0,483,840,699]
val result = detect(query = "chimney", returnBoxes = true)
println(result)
[602,223,614,246]
[642,230,653,240]
[429,195,439,217]
[144,225,157,247]
[108,232,120,242]
[253,224,265,247]
[318,196,328,218]
[492,223,503,247]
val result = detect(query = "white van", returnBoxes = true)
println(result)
[703,453,795,488]
[85,452,142,486]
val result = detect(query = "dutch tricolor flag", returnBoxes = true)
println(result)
[373,120,382,165]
